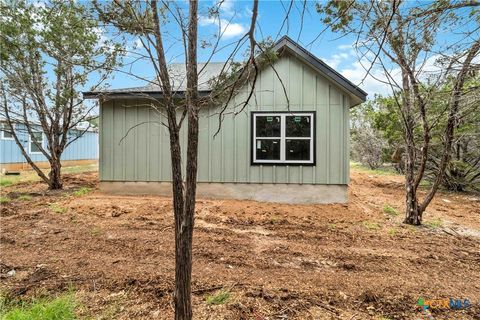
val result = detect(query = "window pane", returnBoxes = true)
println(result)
[255,139,280,160]
[31,143,41,153]
[30,132,42,152]
[286,115,311,137]
[2,130,12,138]
[32,132,42,142]
[286,139,310,161]
[1,124,12,138]
[256,116,280,137]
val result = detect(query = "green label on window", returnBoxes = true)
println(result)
[267,116,273,122]
[294,116,301,123]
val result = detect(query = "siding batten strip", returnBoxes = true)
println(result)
[341,95,345,183]
[146,106,150,181]
[98,104,102,180]
[122,104,126,181]
[326,85,330,184]
[110,100,114,180]
[233,112,237,183]
[313,76,317,183]
[134,103,138,181]
[208,106,211,181]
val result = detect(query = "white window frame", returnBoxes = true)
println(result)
[0,123,15,140]
[252,112,315,165]
[29,131,44,155]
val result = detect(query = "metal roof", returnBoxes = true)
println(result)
[83,36,367,105]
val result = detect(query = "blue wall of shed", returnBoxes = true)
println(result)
[0,123,98,164]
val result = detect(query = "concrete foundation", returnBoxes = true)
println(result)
[100,181,348,204]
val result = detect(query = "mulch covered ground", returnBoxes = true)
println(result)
[1,169,479,319]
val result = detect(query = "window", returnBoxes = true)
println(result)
[252,112,315,165]
[29,131,44,154]
[0,123,14,140]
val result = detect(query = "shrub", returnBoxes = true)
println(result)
[49,203,67,214]
[351,125,387,170]
[441,160,479,192]
[17,195,32,201]
[1,294,76,320]
[73,187,91,197]
[0,180,13,187]
[205,290,230,305]
[383,204,398,216]
[363,221,380,230]
[0,197,11,204]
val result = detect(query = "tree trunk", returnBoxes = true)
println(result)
[174,213,193,320]
[174,1,199,319]
[402,87,422,225]
[404,144,422,225]
[48,158,63,190]
[168,126,189,319]
[175,108,199,320]
[404,184,421,225]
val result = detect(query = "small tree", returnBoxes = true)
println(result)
[92,1,273,318]
[318,0,480,225]
[93,0,300,317]
[0,0,120,189]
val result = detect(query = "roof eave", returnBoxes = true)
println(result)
[82,90,212,100]
[273,36,367,106]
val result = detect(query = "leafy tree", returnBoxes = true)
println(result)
[318,0,480,224]
[424,75,480,191]
[361,75,480,190]
[0,0,121,189]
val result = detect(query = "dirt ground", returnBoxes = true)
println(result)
[1,169,479,320]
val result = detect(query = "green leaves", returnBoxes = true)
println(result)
[94,0,158,35]
[1,0,122,189]
[1,0,122,113]
[2,1,121,77]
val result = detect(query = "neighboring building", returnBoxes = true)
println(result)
[0,120,98,172]
[84,36,367,204]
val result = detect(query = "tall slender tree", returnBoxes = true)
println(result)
[93,1,269,318]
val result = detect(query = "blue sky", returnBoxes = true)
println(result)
[95,0,479,98]
[102,1,376,93]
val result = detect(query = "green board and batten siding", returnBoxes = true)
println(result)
[99,53,350,185]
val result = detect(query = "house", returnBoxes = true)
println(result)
[0,120,99,172]
[83,36,367,204]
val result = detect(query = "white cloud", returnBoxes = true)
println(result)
[323,41,480,98]
[338,43,354,50]
[199,16,246,39]
[217,0,235,16]
[320,43,403,96]
[134,38,144,49]
[244,4,253,17]
[221,21,246,38]
[339,60,401,97]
